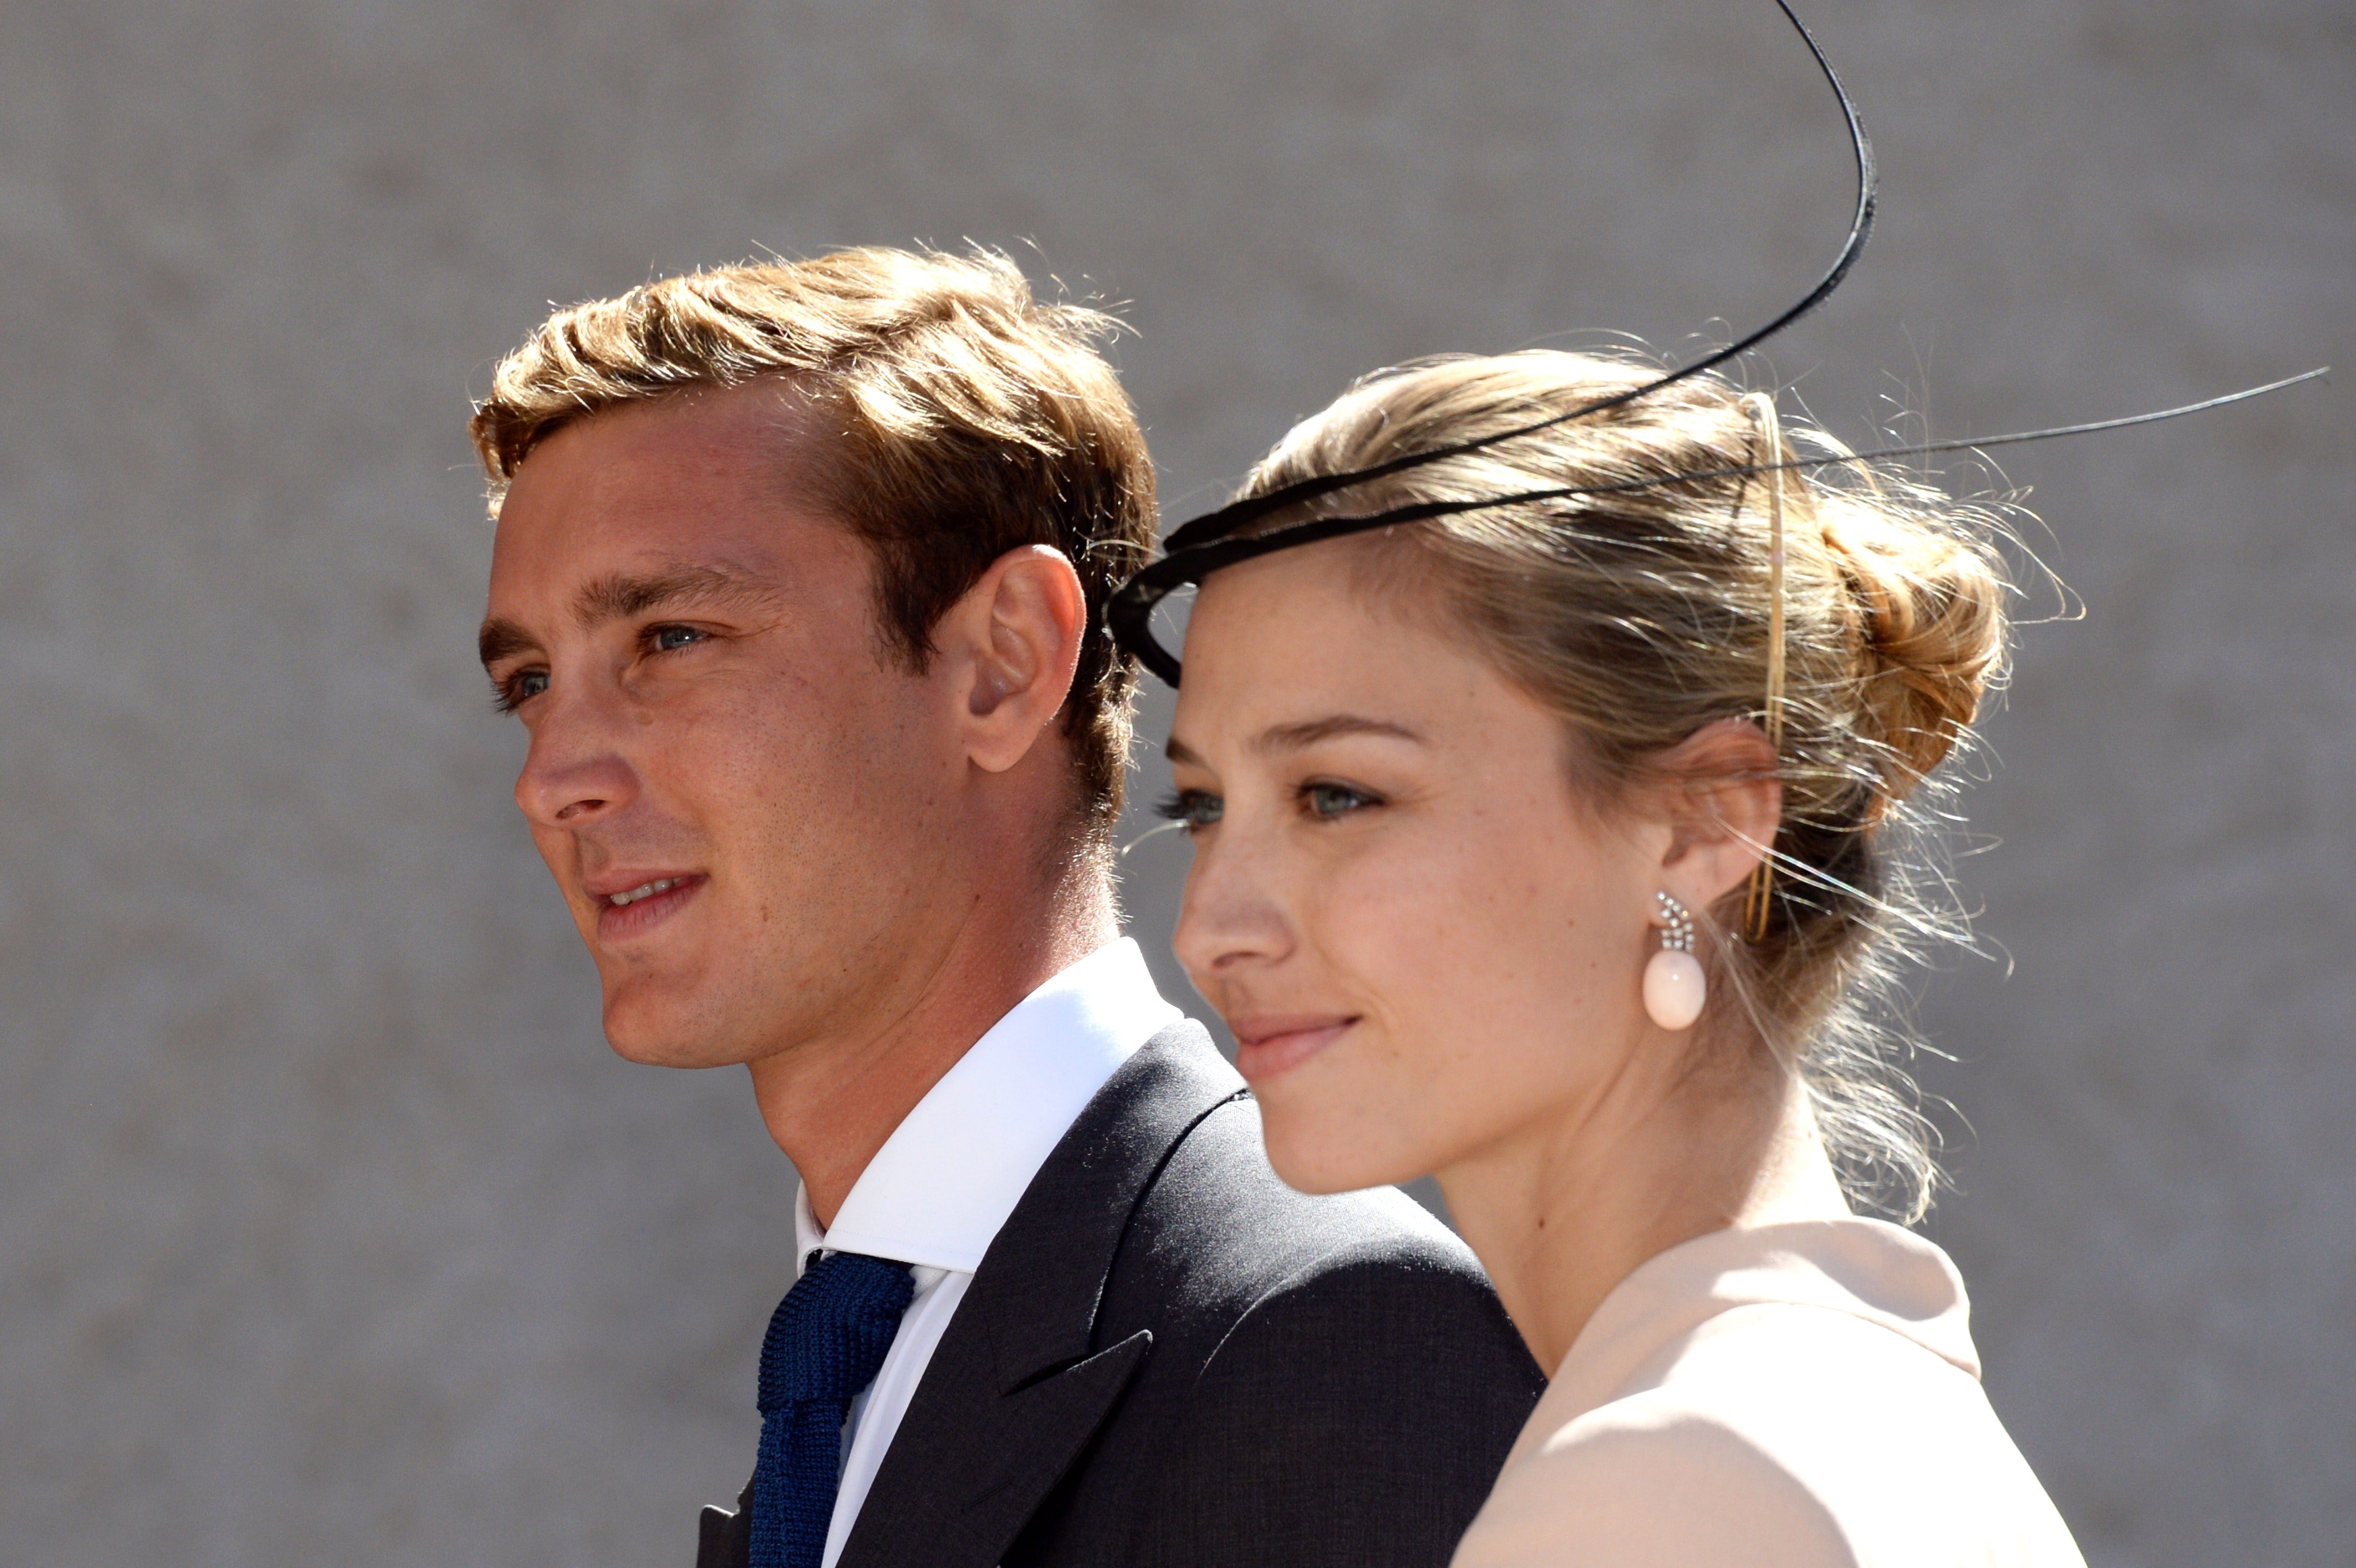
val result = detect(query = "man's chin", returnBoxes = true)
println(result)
[599,982,753,1069]
[604,1031,746,1069]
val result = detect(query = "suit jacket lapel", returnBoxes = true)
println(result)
[837,1024,1245,1568]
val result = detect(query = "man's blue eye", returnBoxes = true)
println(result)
[653,625,705,653]
[491,668,549,714]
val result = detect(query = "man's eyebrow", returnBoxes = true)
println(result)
[478,563,784,671]
[1254,715,1426,753]
[478,618,536,671]
[571,561,782,630]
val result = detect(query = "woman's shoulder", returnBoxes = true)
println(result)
[1449,1221,2086,1568]
[1452,1381,1857,1568]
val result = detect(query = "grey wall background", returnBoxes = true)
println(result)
[2,0,2348,1563]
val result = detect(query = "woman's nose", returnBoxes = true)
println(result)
[1172,825,1296,981]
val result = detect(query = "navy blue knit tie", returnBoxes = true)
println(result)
[749,1251,916,1568]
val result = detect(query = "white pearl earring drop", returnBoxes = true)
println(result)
[1643,892,1707,1032]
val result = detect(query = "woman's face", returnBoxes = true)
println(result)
[1166,545,1667,1195]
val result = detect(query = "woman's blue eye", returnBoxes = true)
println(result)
[1304,782,1377,818]
[516,671,550,701]
[1154,790,1225,831]
[652,625,706,653]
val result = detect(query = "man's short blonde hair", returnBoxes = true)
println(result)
[469,246,1157,837]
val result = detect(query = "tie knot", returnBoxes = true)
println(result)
[756,1251,916,1414]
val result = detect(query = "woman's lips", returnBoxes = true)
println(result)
[592,873,707,942]
[1230,1015,1357,1082]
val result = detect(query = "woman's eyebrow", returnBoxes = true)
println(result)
[1164,715,1425,768]
[1253,715,1425,753]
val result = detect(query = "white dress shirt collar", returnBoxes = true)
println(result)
[793,937,1183,1274]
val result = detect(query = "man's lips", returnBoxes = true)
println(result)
[1228,1014,1358,1082]
[588,871,707,941]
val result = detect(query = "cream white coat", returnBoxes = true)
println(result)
[1451,1219,2085,1568]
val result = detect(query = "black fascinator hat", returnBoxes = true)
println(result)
[1102,0,2322,688]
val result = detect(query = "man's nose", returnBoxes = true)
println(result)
[1172,825,1296,981]
[513,684,641,829]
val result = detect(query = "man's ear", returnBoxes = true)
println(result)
[938,544,1088,774]
[1652,718,1784,909]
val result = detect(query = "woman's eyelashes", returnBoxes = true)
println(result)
[1299,780,1383,820]
[1156,788,1225,832]
[1154,779,1385,833]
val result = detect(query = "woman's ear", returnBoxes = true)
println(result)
[940,544,1088,773]
[1652,718,1783,908]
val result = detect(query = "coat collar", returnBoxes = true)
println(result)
[837,1021,1245,1568]
[798,939,1180,1276]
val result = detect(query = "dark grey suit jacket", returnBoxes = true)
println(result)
[698,1020,1543,1568]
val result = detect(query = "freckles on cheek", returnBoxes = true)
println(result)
[1331,835,1547,1044]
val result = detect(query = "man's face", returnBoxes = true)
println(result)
[480,387,968,1068]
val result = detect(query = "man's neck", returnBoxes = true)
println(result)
[749,860,1121,1229]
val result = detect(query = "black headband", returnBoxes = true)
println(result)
[1103,0,2324,688]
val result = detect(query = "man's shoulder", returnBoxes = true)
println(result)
[1165,1085,1462,1251]
[1108,1073,1493,1328]
[1036,1020,1522,1374]
[972,1025,1538,1568]
[1102,1072,1545,1568]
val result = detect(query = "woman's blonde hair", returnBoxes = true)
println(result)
[1232,349,2011,1220]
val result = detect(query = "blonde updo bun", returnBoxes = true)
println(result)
[1230,348,2020,1220]
[1818,491,2009,812]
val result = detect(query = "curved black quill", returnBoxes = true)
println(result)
[1102,2,2323,687]
[1160,0,1872,557]
[1109,0,1869,685]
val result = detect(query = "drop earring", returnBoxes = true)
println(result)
[1643,892,1707,1032]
